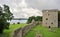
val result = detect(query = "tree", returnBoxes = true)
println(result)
[0,5,13,33]
[35,16,42,24]
[27,16,42,24]
[3,5,13,21]
[27,16,35,24]
[35,16,42,21]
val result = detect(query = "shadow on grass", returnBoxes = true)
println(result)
[0,31,9,37]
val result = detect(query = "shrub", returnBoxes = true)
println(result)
[17,22,20,24]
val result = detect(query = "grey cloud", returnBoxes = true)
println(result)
[26,0,60,10]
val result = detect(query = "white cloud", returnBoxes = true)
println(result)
[12,7,42,18]
[0,0,60,18]
[3,0,42,18]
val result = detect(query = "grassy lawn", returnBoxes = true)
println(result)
[24,24,60,37]
[0,24,28,37]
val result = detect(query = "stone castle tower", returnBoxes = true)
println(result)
[42,9,59,27]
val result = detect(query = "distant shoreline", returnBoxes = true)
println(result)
[9,19,27,24]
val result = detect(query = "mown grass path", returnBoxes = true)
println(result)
[0,24,28,37]
[24,25,60,37]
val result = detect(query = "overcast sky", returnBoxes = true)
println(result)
[0,0,60,18]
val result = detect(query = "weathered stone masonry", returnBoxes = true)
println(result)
[42,9,60,28]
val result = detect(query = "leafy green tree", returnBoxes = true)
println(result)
[27,16,42,24]
[27,16,35,24]
[4,5,13,20]
[35,16,42,21]
[0,5,13,33]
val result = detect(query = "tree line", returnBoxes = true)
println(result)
[27,16,42,24]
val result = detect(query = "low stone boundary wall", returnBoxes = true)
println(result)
[22,24,36,37]
[12,23,36,37]
[12,28,23,37]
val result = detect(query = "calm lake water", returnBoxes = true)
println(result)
[10,20,27,24]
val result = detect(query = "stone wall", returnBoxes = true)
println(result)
[42,9,58,27]
[12,28,23,37]
[12,23,36,37]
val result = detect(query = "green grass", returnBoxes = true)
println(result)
[24,24,60,37]
[0,24,28,37]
